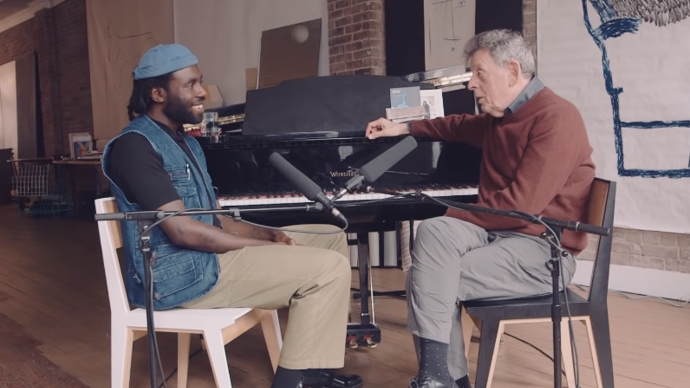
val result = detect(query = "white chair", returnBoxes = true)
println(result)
[95,197,283,388]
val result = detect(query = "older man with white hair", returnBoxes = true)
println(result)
[366,29,596,388]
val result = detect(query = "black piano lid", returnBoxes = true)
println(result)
[202,66,475,140]
[204,102,246,117]
[200,131,404,147]
[241,74,436,137]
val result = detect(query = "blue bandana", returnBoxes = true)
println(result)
[134,44,198,80]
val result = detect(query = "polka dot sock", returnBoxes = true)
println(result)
[418,337,452,382]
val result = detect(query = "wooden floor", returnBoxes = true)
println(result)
[0,203,688,388]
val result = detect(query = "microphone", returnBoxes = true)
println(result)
[333,136,418,200]
[268,153,348,225]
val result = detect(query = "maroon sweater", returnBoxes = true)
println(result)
[410,87,596,254]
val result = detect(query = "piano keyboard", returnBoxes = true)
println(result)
[218,185,478,207]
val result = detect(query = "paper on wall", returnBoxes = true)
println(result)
[424,0,476,71]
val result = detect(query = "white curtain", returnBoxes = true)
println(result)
[0,60,17,154]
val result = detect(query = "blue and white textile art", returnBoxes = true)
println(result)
[538,0,690,233]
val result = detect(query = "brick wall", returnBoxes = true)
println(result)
[522,0,537,68]
[581,229,690,273]
[52,0,93,154]
[327,0,386,75]
[34,9,60,156]
[0,0,92,157]
[0,18,36,66]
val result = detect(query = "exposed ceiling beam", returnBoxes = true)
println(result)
[0,0,65,35]
[29,0,65,12]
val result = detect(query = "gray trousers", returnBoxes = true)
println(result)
[406,216,576,379]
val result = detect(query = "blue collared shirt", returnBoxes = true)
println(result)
[504,76,545,115]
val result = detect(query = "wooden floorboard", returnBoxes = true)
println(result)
[0,203,689,388]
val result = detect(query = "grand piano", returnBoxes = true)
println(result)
[196,66,482,348]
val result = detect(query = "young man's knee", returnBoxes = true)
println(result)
[323,251,352,283]
[332,251,352,273]
[326,230,349,257]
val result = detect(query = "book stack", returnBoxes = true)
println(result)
[386,86,445,123]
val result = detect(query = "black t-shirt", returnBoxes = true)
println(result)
[106,117,221,227]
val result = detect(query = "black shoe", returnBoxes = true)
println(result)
[408,375,456,388]
[302,370,363,388]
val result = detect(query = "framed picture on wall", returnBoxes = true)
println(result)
[68,132,92,160]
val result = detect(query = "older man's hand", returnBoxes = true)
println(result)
[365,118,410,139]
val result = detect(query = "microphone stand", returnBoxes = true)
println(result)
[370,189,611,388]
[94,203,327,388]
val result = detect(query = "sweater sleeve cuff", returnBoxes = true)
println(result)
[408,121,423,137]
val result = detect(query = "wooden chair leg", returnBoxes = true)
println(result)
[585,313,613,388]
[461,306,474,359]
[473,319,504,388]
[260,310,283,373]
[177,333,192,388]
[560,319,576,388]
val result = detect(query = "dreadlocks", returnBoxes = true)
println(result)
[126,73,173,121]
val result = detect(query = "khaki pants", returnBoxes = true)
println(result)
[182,224,351,370]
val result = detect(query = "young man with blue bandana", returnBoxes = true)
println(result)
[102,44,362,388]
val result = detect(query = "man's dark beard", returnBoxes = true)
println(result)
[163,93,202,125]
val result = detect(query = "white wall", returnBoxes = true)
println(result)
[0,60,17,154]
[174,0,329,106]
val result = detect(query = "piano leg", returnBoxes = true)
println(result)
[346,232,381,348]
[352,223,408,299]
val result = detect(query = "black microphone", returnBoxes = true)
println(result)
[333,136,418,200]
[268,153,348,225]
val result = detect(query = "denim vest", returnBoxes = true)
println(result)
[101,115,220,310]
